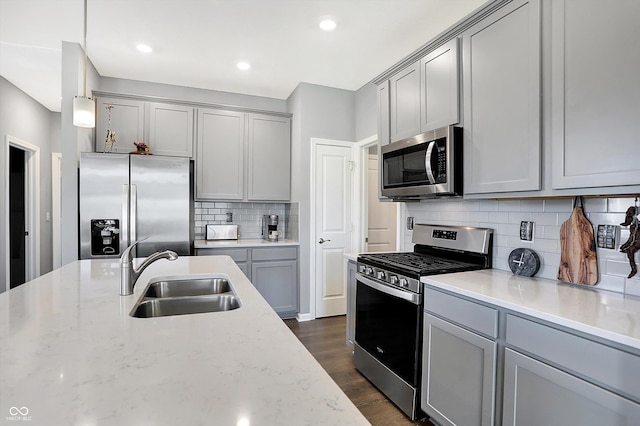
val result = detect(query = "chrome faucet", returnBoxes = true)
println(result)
[120,239,178,296]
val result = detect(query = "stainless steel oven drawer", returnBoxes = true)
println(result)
[424,286,498,338]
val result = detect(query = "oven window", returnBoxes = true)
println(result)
[355,279,422,386]
[383,144,429,188]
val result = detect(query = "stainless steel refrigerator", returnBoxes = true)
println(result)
[79,153,192,259]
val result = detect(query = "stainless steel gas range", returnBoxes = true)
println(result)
[354,224,493,420]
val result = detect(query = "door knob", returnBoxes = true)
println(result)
[318,238,331,244]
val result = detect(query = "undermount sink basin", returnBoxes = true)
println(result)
[130,274,241,318]
[144,276,231,298]
[130,294,241,318]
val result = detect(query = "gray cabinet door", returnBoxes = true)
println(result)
[422,313,496,426]
[377,81,390,146]
[196,108,245,200]
[389,61,421,142]
[346,260,356,349]
[147,102,194,158]
[551,0,640,189]
[95,97,145,154]
[420,38,460,132]
[503,348,640,425]
[251,260,298,319]
[462,0,541,194]
[247,114,291,201]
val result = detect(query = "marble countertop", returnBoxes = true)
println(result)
[0,256,368,425]
[194,239,299,249]
[422,269,640,351]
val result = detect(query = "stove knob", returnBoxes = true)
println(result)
[389,275,399,285]
[376,271,386,281]
[357,265,366,273]
[365,267,373,276]
[399,278,409,288]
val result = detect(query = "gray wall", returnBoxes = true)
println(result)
[0,76,55,291]
[99,77,287,113]
[355,82,377,141]
[60,41,99,265]
[287,82,355,315]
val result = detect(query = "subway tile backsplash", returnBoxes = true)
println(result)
[403,196,640,296]
[194,202,289,240]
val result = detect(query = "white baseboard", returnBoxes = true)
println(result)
[296,313,314,322]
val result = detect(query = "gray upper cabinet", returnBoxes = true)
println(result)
[95,97,145,154]
[196,108,245,200]
[377,81,390,146]
[96,96,194,157]
[247,114,291,201]
[420,38,460,132]
[551,0,640,189]
[462,0,541,194]
[146,102,194,158]
[389,61,421,142]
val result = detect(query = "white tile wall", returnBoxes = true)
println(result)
[403,197,640,296]
[194,202,286,239]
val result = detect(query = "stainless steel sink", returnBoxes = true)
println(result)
[130,274,241,318]
[143,276,231,298]
[130,294,241,318]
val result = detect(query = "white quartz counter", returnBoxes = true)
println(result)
[0,256,368,425]
[194,239,299,249]
[422,269,640,351]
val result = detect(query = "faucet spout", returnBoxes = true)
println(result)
[120,239,178,296]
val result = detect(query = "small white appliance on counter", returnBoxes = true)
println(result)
[206,224,238,241]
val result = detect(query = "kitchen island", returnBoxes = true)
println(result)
[0,256,369,425]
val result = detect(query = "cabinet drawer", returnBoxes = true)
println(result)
[252,247,297,261]
[506,314,640,400]
[424,287,498,338]
[195,248,248,263]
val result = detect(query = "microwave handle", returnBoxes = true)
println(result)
[425,141,436,184]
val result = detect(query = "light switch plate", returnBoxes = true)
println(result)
[520,221,534,242]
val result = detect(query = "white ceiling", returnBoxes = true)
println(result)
[0,0,487,112]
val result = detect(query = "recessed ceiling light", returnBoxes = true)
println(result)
[237,62,251,71]
[319,19,337,31]
[136,44,153,53]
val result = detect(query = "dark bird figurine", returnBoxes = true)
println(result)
[620,205,639,278]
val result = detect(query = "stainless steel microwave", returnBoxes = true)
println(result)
[381,126,462,200]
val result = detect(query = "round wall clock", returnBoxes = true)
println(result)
[508,248,541,277]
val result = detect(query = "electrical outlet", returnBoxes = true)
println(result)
[407,217,414,230]
[520,221,534,242]
[226,212,233,223]
[597,224,618,249]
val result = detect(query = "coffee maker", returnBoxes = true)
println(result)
[263,215,279,241]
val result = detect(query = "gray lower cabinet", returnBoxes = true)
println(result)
[195,246,298,319]
[422,288,497,426]
[551,0,640,189]
[462,0,541,194]
[503,348,640,425]
[346,259,356,349]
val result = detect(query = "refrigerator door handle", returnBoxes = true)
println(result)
[122,184,130,252]
[130,184,138,245]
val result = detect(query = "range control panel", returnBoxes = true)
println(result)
[433,229,457,240]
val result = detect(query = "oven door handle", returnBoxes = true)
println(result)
[357,274,422,305]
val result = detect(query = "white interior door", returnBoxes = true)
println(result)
[314,142,352,318]
[366,154,397,252]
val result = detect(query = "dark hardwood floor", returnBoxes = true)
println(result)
[285,315,431,426]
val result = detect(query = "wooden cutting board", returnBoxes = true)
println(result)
[558,205,598,285]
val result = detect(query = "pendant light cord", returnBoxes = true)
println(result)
[83,0,88,98]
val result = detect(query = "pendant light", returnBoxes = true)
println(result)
[73,0,95,128]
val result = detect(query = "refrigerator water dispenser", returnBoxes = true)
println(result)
[90,219,120,255]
